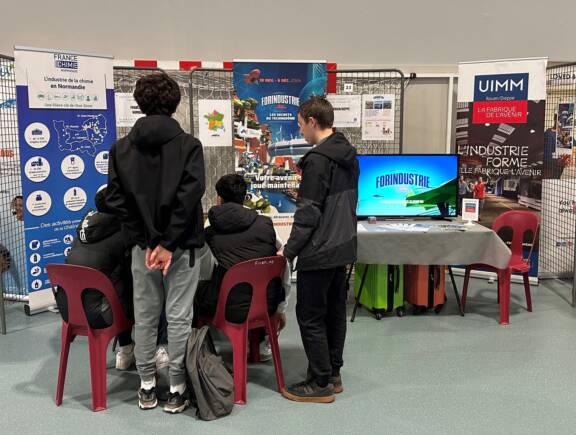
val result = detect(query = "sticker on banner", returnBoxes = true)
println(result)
[31,279,43,290]
[26,190,52,216]
[63,187,87,212]
[30,266,42,277]
[64,247,72,257]
[29,240,40,251]
[61,155,85,179]
[24,156,51,182]
[24,122,50,148]
[94,151,109,174]
[63,234,74,245]
[97,184,107,192]
[29,253,41,264]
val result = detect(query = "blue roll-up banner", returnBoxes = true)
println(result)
[232,60,326,242]
[15,47,115,312]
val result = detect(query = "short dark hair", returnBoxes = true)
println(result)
[215,174,247,204]
[133,72,181,116]
[298,96,334,129]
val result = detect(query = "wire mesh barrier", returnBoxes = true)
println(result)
[0,55,27,334]
[328,69,404,154]
[189,69,236,212]
[189,68,405,211]
[113,67,193,137]
[541,63,576,303]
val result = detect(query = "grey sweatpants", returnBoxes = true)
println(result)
[131,246,200,386]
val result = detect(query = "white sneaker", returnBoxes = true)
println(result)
[155,346,170,370]
[116,343,135,370]
[259,337,272,362]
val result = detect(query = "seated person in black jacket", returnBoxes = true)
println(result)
[54,189,168,370]
[194,174,287,343]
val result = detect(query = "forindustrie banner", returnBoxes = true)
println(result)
[232,60,326,241]
[456,58,547,277]
[15,47,116,310]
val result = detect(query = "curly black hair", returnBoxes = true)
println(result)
[133,72,181,116]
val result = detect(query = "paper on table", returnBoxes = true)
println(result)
[378,223,430,232]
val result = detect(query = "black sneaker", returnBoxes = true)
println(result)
[306,368,343,395]
[330,375,343,394]
[163,390,190,414]
[138,387,158,410]
[282,379,335,403]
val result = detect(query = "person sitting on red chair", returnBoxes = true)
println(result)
[53,189,169,371]
[193,174,290,357]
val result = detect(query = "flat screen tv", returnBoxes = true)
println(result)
[356,154,459,218]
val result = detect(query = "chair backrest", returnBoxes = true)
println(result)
[46,263,129,331]
[492,210,540,260]
[214,256,286,326]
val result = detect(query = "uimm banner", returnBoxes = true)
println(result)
[456,57,547,277]
[15,47,116,311]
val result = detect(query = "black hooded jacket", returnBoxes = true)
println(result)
[284,132,359,271]
[56,208,133,327]
[105,115,205,251]
[194,202,283,324]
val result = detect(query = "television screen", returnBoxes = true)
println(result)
[356,154,459,218]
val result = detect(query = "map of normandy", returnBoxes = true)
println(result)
[53,114,108,156]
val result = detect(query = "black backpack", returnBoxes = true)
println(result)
[185,326,234,420]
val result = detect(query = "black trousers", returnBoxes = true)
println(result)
[296,266,347,385]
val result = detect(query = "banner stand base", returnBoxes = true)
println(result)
[25,288,56,316]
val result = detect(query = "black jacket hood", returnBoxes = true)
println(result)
[208,203,258,234]
[76,210,120,244]
[302,132,357,169]
[128,115,183,150]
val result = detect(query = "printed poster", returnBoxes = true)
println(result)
[361,94,395,141]
[326,94,361,128]
[197,99,232,148]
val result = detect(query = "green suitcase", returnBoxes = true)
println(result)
[353,263,406,320]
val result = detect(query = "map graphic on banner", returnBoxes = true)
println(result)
[457,58,547,277]
[233,61,326,241]
[15,47,116,302]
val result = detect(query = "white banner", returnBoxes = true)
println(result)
[15,47,112,110]
[458,58,547,103]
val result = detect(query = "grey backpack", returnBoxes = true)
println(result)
[185,326,234,420]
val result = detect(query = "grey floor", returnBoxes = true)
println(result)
[2,276,576,435]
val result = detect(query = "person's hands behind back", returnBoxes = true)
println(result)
[149,245,173,276]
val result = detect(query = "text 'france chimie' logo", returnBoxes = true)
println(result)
[54,53,78,71]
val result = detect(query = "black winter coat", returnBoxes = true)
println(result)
[195,203,283,324]
[106,115,205,251]
[284,132,359,271]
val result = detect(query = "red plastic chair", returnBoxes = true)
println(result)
[461,210,539,325]
[46,264,133,412]
[199,256,286,405]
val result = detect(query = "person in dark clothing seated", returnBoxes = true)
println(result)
[194,174,288,353]
[54,189,169,370]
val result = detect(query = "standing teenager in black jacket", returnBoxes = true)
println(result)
[279,96,359,404]
[106,73,205,413]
